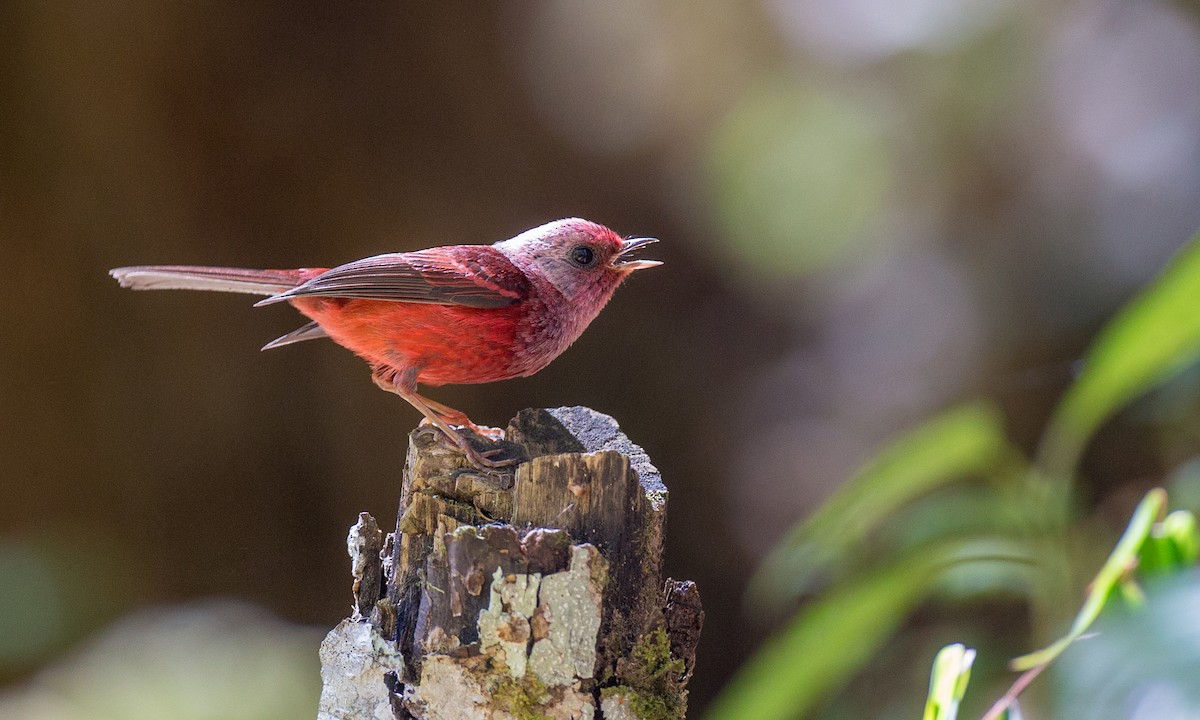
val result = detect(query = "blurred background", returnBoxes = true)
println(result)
[3,1,1200,718]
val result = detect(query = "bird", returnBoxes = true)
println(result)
[110,218,661,468]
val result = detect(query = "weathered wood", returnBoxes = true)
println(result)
[318,407,702,719]
[349,513,386,619]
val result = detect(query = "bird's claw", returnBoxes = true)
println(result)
[429,426,516,469]
[417,417,504,441]
[468,446,517,469]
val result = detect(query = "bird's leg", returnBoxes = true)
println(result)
[417,394,505,440]
[407,394,515,469]
[371,366,514,469]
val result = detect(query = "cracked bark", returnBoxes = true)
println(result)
[318,407,702,720]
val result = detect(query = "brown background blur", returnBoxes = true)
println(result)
[3,2,1200,716]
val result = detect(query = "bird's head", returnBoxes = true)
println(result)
[495,218,661,310]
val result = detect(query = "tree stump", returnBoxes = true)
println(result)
[318,407,703,720]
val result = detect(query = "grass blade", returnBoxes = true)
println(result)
[1041,231,1200,475]
[750,402,1014,607]
[923,643,976,720]
[1010,488,1165,670]
[710,541,1024,720]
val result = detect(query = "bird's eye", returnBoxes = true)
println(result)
[569,245,596,268]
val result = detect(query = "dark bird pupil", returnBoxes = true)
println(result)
[571,246,595,266]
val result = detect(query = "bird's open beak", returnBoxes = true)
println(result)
[614,237,663,271]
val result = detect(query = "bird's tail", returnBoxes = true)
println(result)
[109,265,308,296]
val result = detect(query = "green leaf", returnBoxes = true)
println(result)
[1041,231,1200,475]
[749,403,1016,607]
[923,643,976,720]
[708,541,1022,720]
[708,554,935,720]
[1010,489,1165,671]
[1162,510,1199,567]
[1140,533,1181,578]
[1139,509,1199,576]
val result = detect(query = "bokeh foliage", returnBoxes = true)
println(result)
[3,3,1199,715]
[708,230,1200,719]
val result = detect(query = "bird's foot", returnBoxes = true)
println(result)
[450,433,518,470]
[424,421,517,469]
[420,400,506,441]
[417,416,505,441]
[374,368,515,469]
[463,444,517,470]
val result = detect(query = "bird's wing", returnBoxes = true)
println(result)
[261,321,330,351]
[255,247,531,309]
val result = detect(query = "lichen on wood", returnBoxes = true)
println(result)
[317,407,703,719]
[526,545,606,686]
[318,618,406,720]
[407,540,605,718]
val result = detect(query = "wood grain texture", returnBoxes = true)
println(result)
[319,407,700,719]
